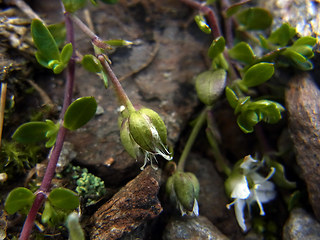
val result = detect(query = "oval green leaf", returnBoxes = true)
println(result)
[228,42,255,64]
[48,188,79,210]
[208,36,225,60]
[195,69,227,106]
[12,121,51,144]
[242,62,274,87]
[225,87,238,109]
[60,43,73,64]
[237,7,273,30]
[31,19,60,63]
[82,55,102,73]
[63,96,97,130]
[268,23,296,47]
[293,36,317,47]
[5,187,35,214]
[48,22,66,47]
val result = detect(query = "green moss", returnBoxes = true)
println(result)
[65,165,106,206]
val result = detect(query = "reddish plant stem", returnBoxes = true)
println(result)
[69,13,111,50]
[98,55,135,112]
[180,0,222,39]
[19,11,76,240]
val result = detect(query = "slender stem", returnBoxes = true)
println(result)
[206,111,231,176]
[0,83,7,149]
[98,55,135,113]
[19,11,76,240]
[69,13,111,50]
[180,0,222,38]
[177,107,209,171]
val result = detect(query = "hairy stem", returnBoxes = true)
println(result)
[206,111,231,176]
[69,13,111,50]
[19,11,76,240]
[98,55,135,113]
[177,107,209,171]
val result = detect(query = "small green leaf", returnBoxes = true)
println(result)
[48,22,66,47]
[225,87,238,109]
[242,62,274,87]
[99,70,108,88]
[45,120,60,147]
[267,159,296,189]
[248,100,284,124]
[228,42,255,64]
[48,188,79,210]
[283,49,307,62]
[292,36,317,47]
[237,7,273,30]
[5,187,35,214]
[35,51,52,68]
[53,63,67,74]
[60,43,73,64]
[194,15,211,34]
[105,39,133,47]
[31,19,60,63]
[268,23,296,47]
[237,114,255,133]
[208,36,225,60]
[62,0,87,13]
[63,96,97,130]
[195,69,227,106]
[12,121,51,143]
[82,55,102,73]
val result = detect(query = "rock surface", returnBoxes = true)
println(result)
[285,74,320,220]
[163,215,229,240]
[283,208,320,240]
[90,166,162,240]
[258,0,320,46]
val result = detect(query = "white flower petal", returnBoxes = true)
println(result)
[234,199,247,231]
[192,199,199,216]
[231,175,250,199]
[240,155,258,171]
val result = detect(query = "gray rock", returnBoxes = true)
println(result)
[163,215,229,240]
[285,74,320,220]
[258,0,320,47]
[283,208,320,240]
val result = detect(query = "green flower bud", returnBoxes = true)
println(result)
[119,106,172,170]
[166,171,200,216]
[120,118,141,159]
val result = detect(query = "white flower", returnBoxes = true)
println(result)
[225,155,276,231]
